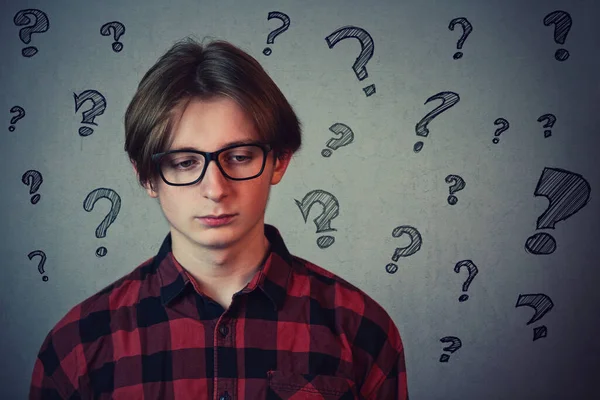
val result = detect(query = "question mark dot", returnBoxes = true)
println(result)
[413,142,424,153]
[9,126,15,132]
[79,127,94,137]
[458,294,469,302]
[533,326,548,341]
[263,48,272,56]
[316,235,335,249]
[447,195,458,205]
[385,263,398,274]
[439,354,450,362]
[321,149,332,157]
[96,247,108,257]
[544,130,552,138]
[492,138,499,144]
[453,52,463,59]
[42,275,48,282]
[22,47,38,58]
[112,43,123,52]
[31,194,41,205]
[555,49,569,62]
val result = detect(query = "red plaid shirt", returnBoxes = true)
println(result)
[30,224,408,399]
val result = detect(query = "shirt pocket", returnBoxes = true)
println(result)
[267,370,358,399]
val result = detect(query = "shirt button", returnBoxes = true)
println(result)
[219,391,231,400]
[219,325,229,337]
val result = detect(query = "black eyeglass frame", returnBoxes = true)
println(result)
[151,142,273,186]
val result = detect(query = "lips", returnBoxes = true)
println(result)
[200,214,235,219]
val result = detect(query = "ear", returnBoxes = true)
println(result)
[132,164,159,198]
[270,151,291,185]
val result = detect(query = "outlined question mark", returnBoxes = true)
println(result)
[13,9,50,57]
[414,91,460,153]
[439,336,462,362]
[543,10,572,61]
[445,174,466,205]
[294,189,339,249]
[9,106,26,132]
[74,89,107,136]
[448,17,473,59]
[100,21,126,52]
[28,250,48,281]
[321,123,354,157]
[454,260,478,302]
[537,113,556,138]
[385,226,422,274]
[83,188,121,257]
[493,117,509,144]
[515,293,554,341]
[263,12,290,56]
[21,170,42,204]
[325,26,376,97]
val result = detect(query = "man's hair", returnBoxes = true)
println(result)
[124,37,302,191]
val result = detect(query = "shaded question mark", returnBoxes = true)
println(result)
[515,293,554,341]
[448,17,473,59]
[537,113,556,138]
[454,260,478,302]
[543,10,572,61]
[28,250,48,281]
[100,21,126,52]
[414,91,460,153]
[13,9,50,57]
[9,106,26,132]
[83,188,121,257]
[439,336,462,362]
[385,226,422,274]
[294,189,339,249]
[22,170,42,204]
[325,26,376,97]
[493,117,509,144]
[263,12,290,56]
[322,123,354,157]
[445,174,465,205]
[74,90,107,136]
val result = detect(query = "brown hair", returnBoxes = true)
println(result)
[124,36,302,191]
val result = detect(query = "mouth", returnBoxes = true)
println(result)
[199,214,235,219]
[196,214,237,226]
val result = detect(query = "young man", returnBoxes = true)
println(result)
[30,37,408,399]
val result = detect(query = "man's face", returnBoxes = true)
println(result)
[139,96,290,251]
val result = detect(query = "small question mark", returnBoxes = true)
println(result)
[74,90,107,136]
[9,106,26,132]
[448,17,473,59]
[537,113,556,138]
[543,10,572,61]
[325,26,376,97]
[454,260,478,302]
[100,21,126,52]
[13,9,50,57]
[294,189,339,248]
[439,336,462,362]
[322,123,354,157]
[21,170,42,204]
[493,117,509,144]
[83,188,121,257]
[414,91,460,152]
[28,250,48,281]
[385,226,422,274]
[515,293,554,341]
[445,174,466,205]
[263,12,290,56]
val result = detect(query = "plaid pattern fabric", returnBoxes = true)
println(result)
[30,224,408,399]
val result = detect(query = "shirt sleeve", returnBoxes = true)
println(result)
[365,351,409,400]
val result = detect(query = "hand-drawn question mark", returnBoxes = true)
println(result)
[21,170,42,204]
[100,21,126,52]
[525,167,591,255]
[454,260,478,302]
[28,250,48,281]
[74,90,107,137]
[325,26,376,97]
[294,189,339,249]
[83,188,121,257]
[537,114,556,138]
[493,117,509,144]
[414,91,460,153]
[515,293,554,341]
[445,174,466,205]
[385,226,422,274]
[448,17,473,59]
[543,10,572,61]
[263,12,290,56]
[13,9,50,57]
[9,106,26,132]
[322,123,354,157]
[439,336,462,362]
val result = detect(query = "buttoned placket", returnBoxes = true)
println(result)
[214,294,241,400]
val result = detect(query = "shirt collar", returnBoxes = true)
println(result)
[155,224,293,311]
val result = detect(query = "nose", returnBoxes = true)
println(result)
[198,159,228,201]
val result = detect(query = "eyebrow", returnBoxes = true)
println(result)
[170,139,260,152]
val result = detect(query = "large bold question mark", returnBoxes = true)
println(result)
[537,113,556,138]
[13,9,50,57]
[325,26,376,97]
[414,91,460,153]
[439,336,462,362]
[21,170,42,204]
[263,12,290,56]
[322,123,354,157]
[454,260,478,302]
[543,10,572,61]
[385,226,422,274]
[445,174,466,205]
[525,167,591,255]
[515,293,554,341]
[100,21,126,52]
[493,117,509,144]
[294,189,339,249]
[83,188,121,257]
[448,17,473,59]
[74,90,107,136]
[28,250,48,281]
[9,106,26,132]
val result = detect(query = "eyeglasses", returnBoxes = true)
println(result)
[151,142,272,186]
